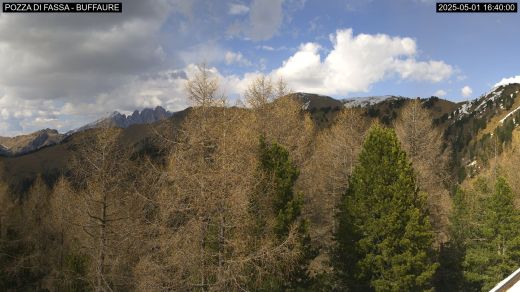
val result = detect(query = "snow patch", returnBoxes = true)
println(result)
[343,95,400,108]
[473,88,503,113]
[452,100,472,120]
[459,102,471,115]
[499,105,520,124]
[302,100,311,110]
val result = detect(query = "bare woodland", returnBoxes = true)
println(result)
[4,64,519,291]
[395,100,453,244]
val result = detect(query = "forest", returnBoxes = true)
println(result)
[1,65,520,291]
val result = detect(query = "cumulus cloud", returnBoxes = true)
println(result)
[0,0,183,135]
[0,68,192,136]
[228,3,250,15]
[225,51,252,66]
[0,94,66,135]
[0,0,171,101]
[461,86,473,97]
[0,0,454,137]
[271,29,453,95]
[435,89,447,97]
[494,75,520,87]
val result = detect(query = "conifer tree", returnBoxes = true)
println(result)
[252,137,316,290]
[463,177,520,291]
[336,124,438,291]
[435,188,468,291]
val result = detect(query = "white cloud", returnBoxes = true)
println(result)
[394,60,453,82]
[257,45,288,51]
[435,89,447,97]
[260,45,275,51]
[0,108,9,120]
[0,0,171,102]
[0,68,192,136]
[228,3,250,15]
[0,94,65,135]
[461,86,473,97]
[0,0,176,135]
[0,1,301,136]
[494,75,520,87]
[225,51,252,66]
[270,29,453,95]
[273,43,325,92]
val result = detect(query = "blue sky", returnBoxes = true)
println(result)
[0,0,519,135]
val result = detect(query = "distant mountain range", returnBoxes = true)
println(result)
[0,106,175,156]
[69,106,174,134]
[3,85,520,158]
[3,83,520,196]
[0,96,440,156]
[0,129,65,156]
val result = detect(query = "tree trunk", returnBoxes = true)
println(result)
[97,196,107,291]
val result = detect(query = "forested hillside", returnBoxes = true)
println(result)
[1,66,520,291]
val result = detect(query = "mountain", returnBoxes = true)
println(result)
[2,85,514,193]
[343,95,404,108]
[0,106,177,157]
[0,128,65,157]
[443,83,520,178]
[71,106,174,133]
[449,84,520,123]
[0,107,190,193]
[291,92,344,110]
[0,144,8,156]
[290,92,345,127]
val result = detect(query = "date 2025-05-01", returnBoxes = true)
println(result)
[437,2,517,13]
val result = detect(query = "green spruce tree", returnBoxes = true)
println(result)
[463,177,520,291]
[336,124,438,291]
[251,136,316,290]
[435,188,469,291]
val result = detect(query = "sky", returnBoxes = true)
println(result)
[1,0,520,136]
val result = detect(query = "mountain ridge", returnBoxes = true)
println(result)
[0,128,65,157]
[0,106,176,156]
[69,105,174,134]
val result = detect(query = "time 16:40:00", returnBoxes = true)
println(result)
[436,2,517,13]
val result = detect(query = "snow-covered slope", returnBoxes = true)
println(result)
[450,84,520,121]
[343,95,403,108]
[499,105,520,124]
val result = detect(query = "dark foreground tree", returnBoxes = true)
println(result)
[336,124,438,291]
[463,177,520,291]
[249,137,316,290]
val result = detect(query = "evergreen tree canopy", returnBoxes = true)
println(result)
[336,124,437,291]
[463,177,520,291]
[246,136,315,291]
[437,188,472,291]
[251,137,315,290]
[258,136,304,238]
